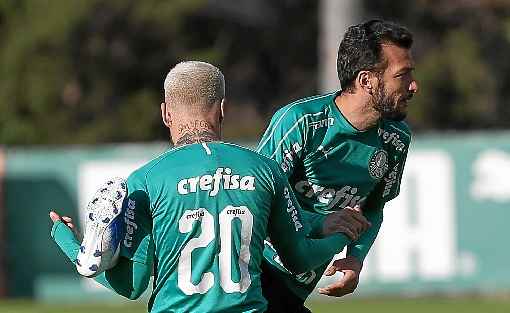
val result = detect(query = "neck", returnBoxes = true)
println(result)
[335,92,380,131]
[172,119,220,147]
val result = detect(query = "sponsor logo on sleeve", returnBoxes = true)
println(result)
[123,199,138,248]
[283,187,303,231]
[382,163,400,198]
[378,128,406,152]
[280,142,303,173]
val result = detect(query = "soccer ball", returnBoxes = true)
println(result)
[76,178,127,277]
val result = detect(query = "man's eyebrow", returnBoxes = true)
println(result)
[396,66,415,74]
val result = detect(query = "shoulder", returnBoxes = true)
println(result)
[378,120,412,155]
[221,142,277,167]
[271,93,336,125]
[380,120,412,142]
[127,147,183,183]
[222,142,281,170]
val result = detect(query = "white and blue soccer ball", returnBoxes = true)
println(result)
[76,177,127,277]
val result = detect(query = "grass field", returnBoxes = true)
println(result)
[0,298,509,313]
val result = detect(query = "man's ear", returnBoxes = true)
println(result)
[161,102,171,128]
[357,70,378,95]
[219,99,225,124]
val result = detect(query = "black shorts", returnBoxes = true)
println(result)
[261,261,312,313]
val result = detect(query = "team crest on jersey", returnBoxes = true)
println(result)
[369,150,389,179]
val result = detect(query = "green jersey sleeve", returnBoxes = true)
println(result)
[266,162,351,274]
[257,107,308,178]
[347,123,411,262]
[346,203,384,263]
[120,168,155,265]
[258,107,327,235]
[50,221,151,300]
[378,121,412,203]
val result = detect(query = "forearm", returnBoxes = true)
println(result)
[95,258,151,300]
[50,221,150,299]
[299,209,327,238]
[274,232,351,274]
[347,206,383,262]
[51,221,80,262]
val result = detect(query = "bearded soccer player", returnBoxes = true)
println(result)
[49,61,371,313]
[258,20,419,313]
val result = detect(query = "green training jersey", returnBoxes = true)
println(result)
[120,141,351,313]
[257,91,411,299]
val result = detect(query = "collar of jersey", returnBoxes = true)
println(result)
[329,90,380,135]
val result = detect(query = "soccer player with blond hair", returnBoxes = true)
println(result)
[50,61,370,313]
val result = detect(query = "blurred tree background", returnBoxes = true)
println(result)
[0,0,509,145]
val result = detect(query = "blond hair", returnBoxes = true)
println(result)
[164,61,225,113]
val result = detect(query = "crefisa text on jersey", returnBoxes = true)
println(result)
[378,128,406,152]
[177,167,256,196]
[283,187,303,231]
[123,199,138,248]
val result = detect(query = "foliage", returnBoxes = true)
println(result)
[363,0,510,130]
[1,1,509,144]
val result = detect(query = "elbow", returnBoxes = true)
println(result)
[122,283,147,300]
[126,290,144,300]
[127,280,149,300]
[116,281,148,300]
[112,288,144,300]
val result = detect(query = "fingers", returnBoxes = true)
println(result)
[317,270,358,297]
[49,211,62,223]
[345,207,371,229]
[49,211,77,231]
[324,258,352,276]
[351,205,362,213]
[317,284,344,297]
[62,216,72,222]
[335,226,358,241]
[324,265,338,276]
[338,208,371,235]
[317,283,350,297]
[331,256,362,272]
[324,208,370,239]
[62,216,77,231]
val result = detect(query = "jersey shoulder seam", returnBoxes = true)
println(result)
[257,95,333,153]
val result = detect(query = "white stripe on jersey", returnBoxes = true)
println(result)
[202,143,212,155]
[257,94,332,153]
[269,111,325,159]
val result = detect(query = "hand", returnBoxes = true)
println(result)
[49,211,82,240]
[317,255,362,297]
[322,206,371,241]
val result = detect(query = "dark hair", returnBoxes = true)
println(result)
[337,19,413,92]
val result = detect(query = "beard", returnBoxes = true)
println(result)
[371,82,408,121]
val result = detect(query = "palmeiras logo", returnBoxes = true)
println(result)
[369,149,389,179]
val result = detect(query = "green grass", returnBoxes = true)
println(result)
[0,298,509,313]
[0,301,146,313]
[307,298,510,313]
